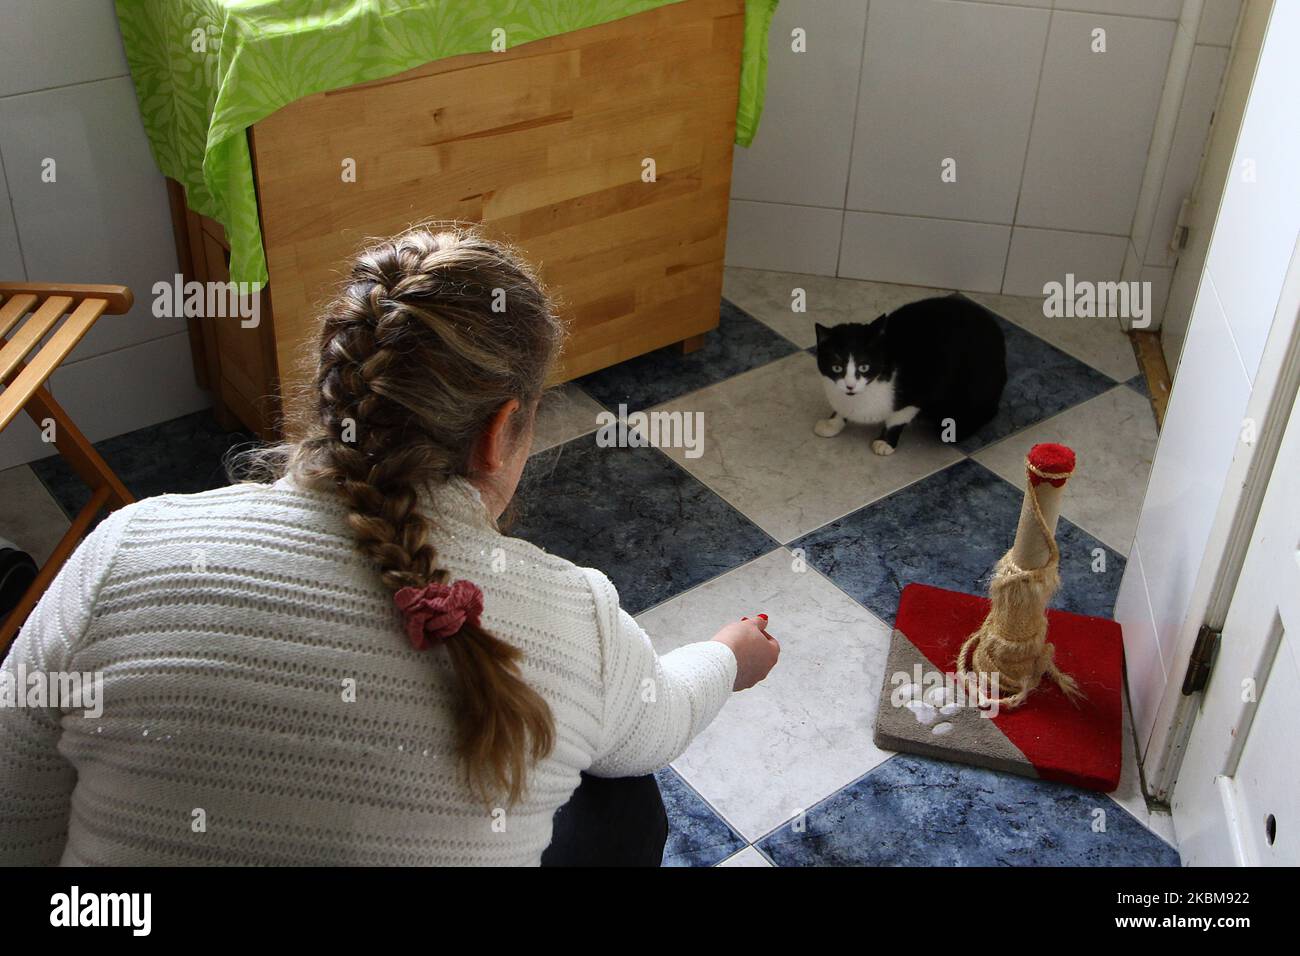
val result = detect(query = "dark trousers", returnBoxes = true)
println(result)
[540,772,668,867]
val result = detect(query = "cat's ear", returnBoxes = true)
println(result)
[814,322,830,345]
[867,313,888,335]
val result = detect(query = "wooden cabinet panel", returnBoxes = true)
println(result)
[250,0,744,430]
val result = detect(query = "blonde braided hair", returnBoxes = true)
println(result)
[252,224,564,805]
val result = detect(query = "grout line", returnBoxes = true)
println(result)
[0,140,29,279]
[0,72,132,102]
[737,195,1132,242]
[834,0,872,278]
[1000,6,1054,293]
[661,761,752,853]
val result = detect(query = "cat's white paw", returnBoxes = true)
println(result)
[814,415,846,438]
[871,439,896,456]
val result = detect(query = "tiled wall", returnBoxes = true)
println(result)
[1116,0,1295,770]
[1123,0,1239,338]
[0,0,210,471]
[728,0,1197,297]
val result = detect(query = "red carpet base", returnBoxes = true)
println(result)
[873,583,1124,793]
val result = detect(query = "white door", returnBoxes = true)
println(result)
[1173,380,1300,866]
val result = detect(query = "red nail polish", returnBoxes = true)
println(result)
[758,613,768,620]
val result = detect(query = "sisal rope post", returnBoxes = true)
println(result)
[956,443,1084,709]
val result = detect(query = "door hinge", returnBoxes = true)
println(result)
[1181,624,1221,695]
[1170,196,1194,253]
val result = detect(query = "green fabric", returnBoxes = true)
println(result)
[114,0,778,286]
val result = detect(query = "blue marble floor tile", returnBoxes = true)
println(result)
[792,458,1125,625]
[512,436,778,614]
[30,411,253,525]
[656,767,748,867]
[757,753,1180,866]
[1125,373,1150,399]
[575,299,799,412]
[958,311,1116,453]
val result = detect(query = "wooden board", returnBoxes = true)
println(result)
[251,0,744,431]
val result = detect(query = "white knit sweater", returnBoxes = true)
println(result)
[0,476,737,865]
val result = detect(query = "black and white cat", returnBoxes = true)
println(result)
[814,294,1007,455]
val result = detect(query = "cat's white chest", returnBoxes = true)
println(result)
[824,376,896,424]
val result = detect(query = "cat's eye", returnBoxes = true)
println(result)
[831,365,843,374]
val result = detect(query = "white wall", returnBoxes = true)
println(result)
[1124,0,1239,333]
[1115,0,1299,761]
[728,0,1187,295]
[0,0,210,471]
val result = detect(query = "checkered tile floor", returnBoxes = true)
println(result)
[13,268,1178,866]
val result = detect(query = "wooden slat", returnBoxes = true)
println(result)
[0,298,105,431]
[0,295,72,385]
[1131,330,1172,429]
[0,282,132,314]
[0,292,38,339]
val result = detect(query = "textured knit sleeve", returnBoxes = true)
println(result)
[581,569,737,778]
[0,503,137,865]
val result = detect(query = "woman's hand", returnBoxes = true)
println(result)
[711,615,780,691]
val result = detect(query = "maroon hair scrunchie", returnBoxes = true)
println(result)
[394,579,484,650]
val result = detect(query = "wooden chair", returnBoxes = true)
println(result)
[0,282,136,652]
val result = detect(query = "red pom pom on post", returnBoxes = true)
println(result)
[1026,442,1076,487]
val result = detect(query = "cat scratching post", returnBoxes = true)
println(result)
[956,443,1082,709]
[872,442,1126,793]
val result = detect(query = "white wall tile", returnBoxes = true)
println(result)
[1133,275,1250,696]
[49,332,210,445]
[1001,226,1128,296]
[845,0,1049,224]
[1114,541,1167,751]
[1057,0,1182,18]
[725,200,843,276]
[0,77,186,362]
[1144,44,1230,267]
[0,0,129,97]
[1202,0,1300,383]
[0,151,24,279]
[839,212,1009,292]
[1130,21,1198,267]
[730,0,868,208]
[1196,0,1243,45]
[1142,263,1174,327]
[1017,13,1176,235]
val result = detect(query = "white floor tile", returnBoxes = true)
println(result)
[717,845,773,867]
[967,289,1138,382]
[641,549,895,841]
[531,384,604,454]
[0,464,69,565]
[653,351,964,543]
[973,385,1157,553]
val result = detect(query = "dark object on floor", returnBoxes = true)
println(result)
[541,772,668,867]
[0,542,38,624]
